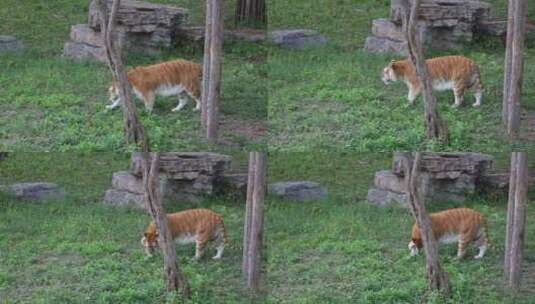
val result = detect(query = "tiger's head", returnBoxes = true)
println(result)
[408,237,423,257]
[381,60,401,85]
[107,79,120,104]
[140,230,159,257]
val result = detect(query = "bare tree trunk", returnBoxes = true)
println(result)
[243,152,267,293]
[504,152,529,291]
[201,0,213,126]
[242,152,256,278]
[202,0,224,143]
[403,0,448,145]
[405,152,451,298]
[96,0,149,152]
[235,0,266,27]
[143,153,190,299]
[503,0,528,140]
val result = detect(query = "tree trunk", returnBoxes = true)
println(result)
[403,0,448,145]
[243,152,267,293]
[201,0,213,126]
[405,152,451,298]
[202,0,224,143]
[235,0,266,27]
[242,152,256,278]
[503,0,528,140]
[504,152,529,291]
[96,0,149,152]
[143,153,190,299]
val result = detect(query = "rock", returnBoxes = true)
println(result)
[111,171,144,194]
[0,35,23,54]
[4,182,65,202]
[392,152,494,177]
[269,181,328,202]
[371,19,405,42]
[216,173,248,198]
[130,152,232,179]
[62,42,107,62]
[268,29,327,49]
[364,36,407,55]
[87,0,187,34]
[367,188,408,208]
[374,170,406,193]
[479,173,509,191]
[367,0,490,55]
[103,189,145,209]
[64,0,187,61]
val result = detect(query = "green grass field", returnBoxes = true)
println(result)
[2,152,535,303]
[0,0,266,152]
[267,0,535,151]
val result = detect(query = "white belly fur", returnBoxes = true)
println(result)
[175,233,197,245]
[438,233,459,244]
[130,84,186,101]
[156,84,186,97]
[432,79,454,91]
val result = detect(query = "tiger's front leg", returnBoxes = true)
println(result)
[407,84,420,105]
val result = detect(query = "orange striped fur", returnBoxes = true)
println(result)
[107,59,202,113]
[409,208,489,259]
[382,55,483,108]
[141,208,228,260]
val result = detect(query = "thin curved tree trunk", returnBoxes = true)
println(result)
[143,153,191,299]
[404,152,451,298]
[96,0,149,152]
[403,0,448,145]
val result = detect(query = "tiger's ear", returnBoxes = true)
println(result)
[144,232,149,238]
[155,231,159,237]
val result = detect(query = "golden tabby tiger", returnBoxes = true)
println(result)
[107,59,202,113]
[141,208,228,260]
[408,208,489,259]
[382,55,483,108]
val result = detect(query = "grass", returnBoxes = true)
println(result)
[267,0,535,151]
[1,152,535,303]
[0,0,266,152]
[265,151,535,303]
[0,152,262,303]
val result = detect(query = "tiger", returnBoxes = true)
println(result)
[106,59,202,113]
[381,55,483,108]
[408,208,489,259]
[140,208,228,260]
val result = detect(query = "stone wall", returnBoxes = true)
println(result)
[63,0,187,61]
[104,152,246,210]
[367,152,502,207]
[364,0,491,55]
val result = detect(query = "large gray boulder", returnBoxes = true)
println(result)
[104,189,145,209]
[63,41,107,62]
[0,35,23,55]
[111,171,144,194]
[2,182,65,202]
[269,181,328,202]
[367,188,408,208]
[269,29,327,49]
[364,36,407,56]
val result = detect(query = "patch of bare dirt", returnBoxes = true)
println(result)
[219,115,266,147]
